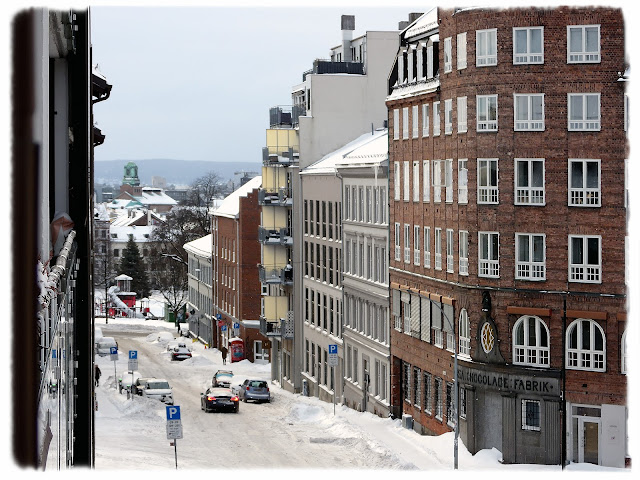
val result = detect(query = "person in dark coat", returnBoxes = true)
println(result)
[220,345,228,365]
[95,364,101,386]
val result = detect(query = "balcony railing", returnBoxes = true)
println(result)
[258,226,293,246]
[258,264,293,285]
[270,105,306,128]
[259,315,294,339]
[262,146,299,167]
[303,60,365,81]
[258,187,293,207]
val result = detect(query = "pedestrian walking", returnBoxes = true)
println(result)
[95,364,101,387]
[220,345,228,365]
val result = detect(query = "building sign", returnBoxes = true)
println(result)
[458,365,560,396]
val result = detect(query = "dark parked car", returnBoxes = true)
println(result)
[200,387,239,413]
[233,379,271,403]
[171,342,193,361]
[212,370,233,387]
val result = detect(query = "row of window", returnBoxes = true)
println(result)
[344,236,388,284]
[393,158,603,208]
[393,92,602,142]
[345,344,389,403]
[189,285,212,318]
[343,185,388,225]
[304,241,341,287]
[305,340,335,391]
[304,287,342,338]
[343,294,389,346]
[304,199,342,240]
[394,224,602,284]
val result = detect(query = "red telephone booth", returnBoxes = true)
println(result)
[229,337,245,363]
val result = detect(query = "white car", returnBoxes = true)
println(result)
[95,337,118,356]
[118,370,141,394]
[142,379,174,405]
[178,323,190,337]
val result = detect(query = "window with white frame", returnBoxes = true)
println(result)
[516,233,546,280]
[434,377,443,419]
[569,159,601,206]
[394,162,400,200]
[476,28,497,66]
[515,158,545,205]
[522,400,541,431]
[445,99,453,134]
[433,101,441,136]
[413,161,420,202]
[566,318,606,371]
[404,224,411,263]
[459,309,470,356]
[423,372,432,414]
[477,95,498,131]
[403,362,411,402]
[433,327,443,348]
[424,226,431,268]
[422,104,429,136]
[445,159,453,203]
[569,235,601,283]
[394,223,401,261]
[427,43,434,79]
[457,32,467,69]
[567,25,600,63]
[457,96,467,133]
[434,228,442,270]
[444,37,452,73]
[459,230,469,275]
[514,94,544,131]
[393,109,399,140]
[403,107,409,139]
[478,158,499,204]
[513,26,544,64]
[458,159,468,204]
[568,93,600,131]
[403,298,411,335]
[479,231,499,277]
[414,226,421,266]
[423,160,430,202]
[403,161,410,201]
[446,229,454,273]
[513,315,550,366]
[621,330,627,374]
[459,387,467,419]
[412,105,419,138]
[433,159,443,203]
[413,367,422,408]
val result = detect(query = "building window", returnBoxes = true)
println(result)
[457,96,467,133]
[621,330,628,374]
[412,105,419,138]
[434,377,443,420]
[514,94,544,131]
[424,226,431,268]
[414,225,421,266]
[458,159,468,204]
[457,31,467,70]
[459,387,467,419]
[459,309,470,356]
[568,93,600,131]
[513,26,544,64]
[446,382,455,427]
[403,362,411,402]
[404,224,411,264]
[433,101,441,136]
[445,99,453,135]
[394,162,400,200]
[567,25,600,63]
[413,367,422,408]
[413,161,420,202]
[476,28,497,66]
[445,159,453,203]
[434,228,442,270]
[423,160,430,202]
[569,159,601,207]
[516,233,546,280]
[432,159,443,203]
[477,95,498,131]
[522,400,541,431]
[422,104,429,137]
[446,229,454,273]
[567,319,606,371]
[444,37,452,73]
[433,328,443,348]
[423,372,432,414]
[403,161,410,201]
[569,235,601,283]
[479,232,500,278]
[515,158,545,205]
[394,223,401,261]
[478,158,499,204]
[402,107,409,139]
[393,108,400,141]
[513,315,550,367]
[459,230,469,275]
[113,249,119,257]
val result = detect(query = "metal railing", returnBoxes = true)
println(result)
[258,226,293,246]
[259,316,294,339]
[258,264,293,285]
[258,187,293,206]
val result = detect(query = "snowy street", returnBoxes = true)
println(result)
[94,316,619,473]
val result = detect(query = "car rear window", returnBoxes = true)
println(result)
[148,382,170,389]
[249,381,268,388]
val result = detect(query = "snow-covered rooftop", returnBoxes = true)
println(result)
[184,234,212,258]
[404,8,437,39]
[110,225,154,243]
[212,176,262,219]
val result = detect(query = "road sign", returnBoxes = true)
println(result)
[221,325,227,332]
[166,406,183,440]
[129,350,138,359]
[166,405,181,420]
[233,322,240,329]
[110,346,118,362]
[166,423,183,440]
[128,350,138,370]
[216,313,222,320]
[328,344,338,366]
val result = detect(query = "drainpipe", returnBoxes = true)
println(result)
[562,295,567,469]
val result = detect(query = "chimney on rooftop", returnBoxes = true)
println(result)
[341,15,355,62]
[398,20,409,30]
[408,12,424,23]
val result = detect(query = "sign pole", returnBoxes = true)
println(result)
[174,439,178,469]
[333,367,336,416]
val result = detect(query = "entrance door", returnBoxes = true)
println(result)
[578,418,600,464]
[254,340,268,362]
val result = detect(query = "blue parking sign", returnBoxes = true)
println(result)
[329,344,338,355]
[110,346,118,355]
[166,405,181,420]
[221,325,227,332]
[129,350,137,360]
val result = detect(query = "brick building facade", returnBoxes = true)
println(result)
[387,7,627,467]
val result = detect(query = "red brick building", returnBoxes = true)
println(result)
[387,7,628,467]
[211,176,270,362]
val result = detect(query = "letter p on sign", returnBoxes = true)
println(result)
[166,405,181,420]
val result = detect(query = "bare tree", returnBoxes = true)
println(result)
[182,171,222,233]
[148,252,188,324]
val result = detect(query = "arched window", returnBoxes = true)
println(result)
[459,309,471,357]
[512,315,550,367]
[621,330,628,374]
[566,319,606,372]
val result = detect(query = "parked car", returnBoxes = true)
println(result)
[200,387,239,413]
[178,323,190,337]
[142,379,174,405]
[95,337,118,356]
[132,377,155,396]
[212,370,233,388]
[233,379,271,403]
[118,371,141,394]
[157,332,175,344]
[171,342,193,361]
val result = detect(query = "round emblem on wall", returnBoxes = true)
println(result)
[481,322,495,354]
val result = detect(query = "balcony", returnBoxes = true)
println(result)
[270,105,306,128]
[302,60,365,81]
[258,264,293,285]
[259,315,294,339]
[258,226,293,246]
[262,146,299,167]
[258,187,293,207]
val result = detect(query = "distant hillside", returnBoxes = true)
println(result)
[95,159,262,186]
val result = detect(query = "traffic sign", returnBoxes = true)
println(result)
[129,350,138,360]
[166,406,183,440]
[166,423,183,440]
[328,344,338,366]
[128,350,138,370]
[233,322,240,329]
[110,346,118,362]
[166,405,181,420]
[216,313,222,319]
[328,344,338,354]
[221,325,227,332]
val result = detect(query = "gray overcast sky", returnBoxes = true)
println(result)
[90,4,424,163]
